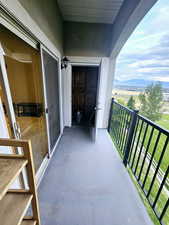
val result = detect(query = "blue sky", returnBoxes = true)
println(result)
[115,0,169,82]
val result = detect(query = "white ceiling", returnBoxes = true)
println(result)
[57,0,124,24]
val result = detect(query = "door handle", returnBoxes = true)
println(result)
[94,107,102,111]
[45,108,49,114]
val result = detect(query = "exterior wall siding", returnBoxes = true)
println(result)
[64,21,113,57]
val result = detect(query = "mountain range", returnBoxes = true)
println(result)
[114,79,169,88]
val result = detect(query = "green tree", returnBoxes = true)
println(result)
[117,98,126,106]
[127,96,136,110]
[139,83,163,121]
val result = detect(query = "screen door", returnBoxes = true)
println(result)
[41,47,61,154]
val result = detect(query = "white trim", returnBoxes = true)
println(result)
[63,56,111,128]
[58,57,64,134]
[40,45,51,157]
[50,133,62,158]
[62,64,72,127]
[92,60,102,141]
[0,43,28,188]
[0,9,38,49]
[36,154,49,187]
[68,56,101,64]
[71,62,100,66]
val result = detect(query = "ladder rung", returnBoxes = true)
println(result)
[22,220,37,225]
[0,193,33,225]
[0,158,28,200]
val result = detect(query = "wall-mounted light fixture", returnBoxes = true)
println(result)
[61,56,69,69]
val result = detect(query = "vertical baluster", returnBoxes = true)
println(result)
[147,136,169,198]
[116,104,121,147]
[117,105,123,147]
[131,119,144,169]
[123,110,138,166]
[122,112,131,154]
[159,198,169,223]
[134,123,149,175]
[120,108,128,153]
[138,126,154,181]
[142,131,161,190]
[152,166,169,209]
[108,98,114,133]
[128,118,139,165]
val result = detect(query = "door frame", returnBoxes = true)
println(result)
[63,57,102,128]
[92,59,103,141]
[71,64,100,130]
[40,44,63,158]
[0,42,28,188]
[0,24,59,186]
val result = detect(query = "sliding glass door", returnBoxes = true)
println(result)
[41,47,61,154]
[0,25,48,173]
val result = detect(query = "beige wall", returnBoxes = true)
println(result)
[5,56,35,103]
[5,56,44,104]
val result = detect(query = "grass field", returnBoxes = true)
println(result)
[139,115,169,173]
[157,114,169,131]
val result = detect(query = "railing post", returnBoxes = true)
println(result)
[123,109,139,167]
[108,98,114,133]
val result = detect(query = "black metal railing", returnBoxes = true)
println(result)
[108,98,169,225]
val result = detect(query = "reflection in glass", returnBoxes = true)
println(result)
[0,25,48,171]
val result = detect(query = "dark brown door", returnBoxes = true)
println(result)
[72,66,98,126]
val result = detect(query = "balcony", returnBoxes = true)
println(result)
[38,127,153,225]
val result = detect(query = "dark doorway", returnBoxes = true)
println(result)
[72,66,99,127]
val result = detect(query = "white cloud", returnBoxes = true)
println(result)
[129,59,169,68]
[153,76,169,82]
[115,0,169,82]
[129,60,156,68]
[133,30,145,36]
[137,67,169,73]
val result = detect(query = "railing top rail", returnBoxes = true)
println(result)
[113,100,133,114]
[113,99,169,136]
[109,99,169,225]
[138,114,169,135]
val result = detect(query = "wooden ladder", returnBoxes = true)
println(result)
[0,138,41,225]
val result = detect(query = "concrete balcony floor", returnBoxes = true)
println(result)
[38,127,153,225]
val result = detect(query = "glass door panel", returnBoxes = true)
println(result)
[0,24,48,172]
